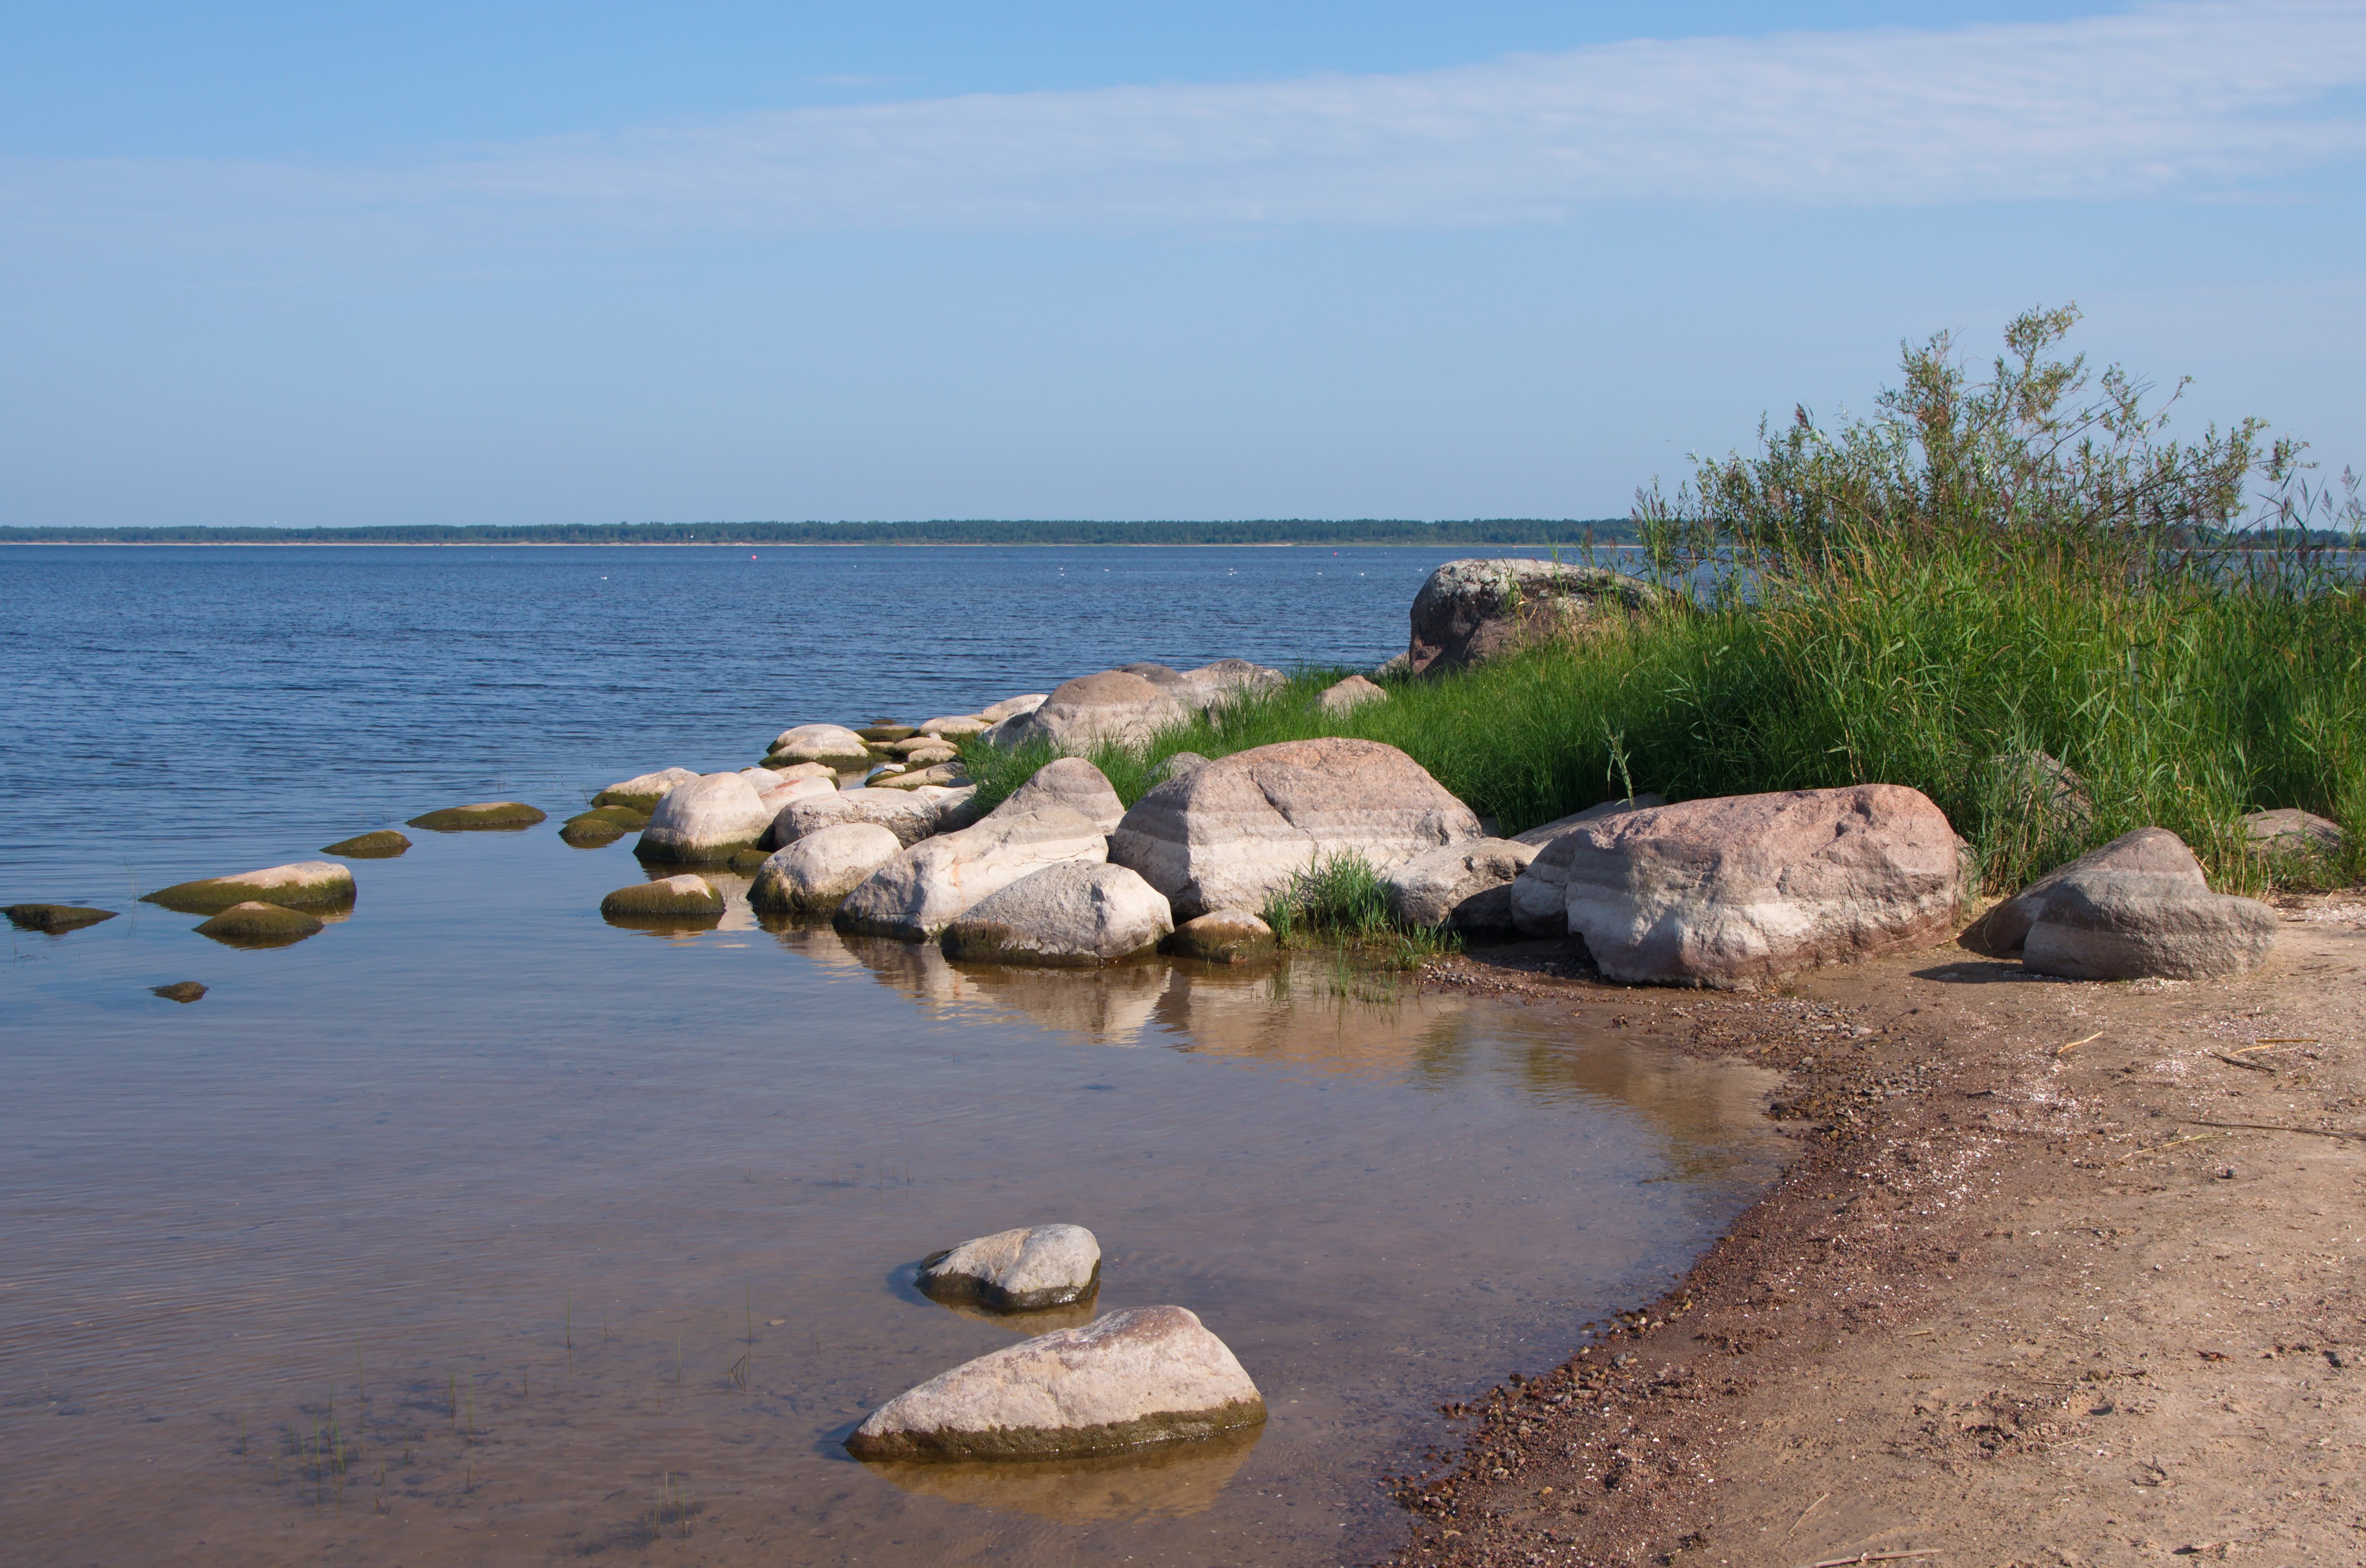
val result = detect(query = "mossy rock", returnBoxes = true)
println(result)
[599,875,725,927]
[194,901,325,948]
[594,789,667,811]
[727,848,770,873]
[6,903,117,933]
[560,806,647,847]
[407,801,547,832]
[857,725,918,743]
[151,981,207,1003]
[144,862,356,915]
[321,830,411,858]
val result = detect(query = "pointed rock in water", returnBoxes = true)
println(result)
[750,823,904,915]
[634,773,774,864]
[6,903,117,933]
[151,981,207,1003]
[845,1305,1265,1461]
[918,1224,1102,1312]
[1317,673,1387,714]
[836,801,1110,943]
[320,830,411,859]
[143,861,356,915]
[1165,908,1274,964]
[407,802,546,832]
[599,875,725,925]
[195,901,326,947]
[767,724,874,768]
[940,862,1173,967]
[595,767,700,811]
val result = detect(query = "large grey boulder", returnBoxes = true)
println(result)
[835,801,1110,942]
[2023,876,2279,980]
[917,1224,1102,1312]
[634,772,775,863]
[1110,738,1481,920]
[1562,785,1967,988]
[595,767,700,811]
[766,723,873,768]
[143,861,356,916]
[1505,796,1668,936]
[1386,838,1538,930]
[767,785,978,849]
[1971,827,2205,955]
[996,671,1191,753]
[843,1304,1265,1460]
[941,863,1173,967]
[998,757,1126,834]
[1405,558,1667,676]
[750,823,905,915]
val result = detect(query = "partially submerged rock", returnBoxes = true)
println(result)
[320,830,411,859]
[767,724,873,768]
[1317,674,1387,714]
[407,801,546,832]
[995,671,1191,753]
[144,861,356,915]
[917,1224,1102,1312]
[836,801,1110,942]
[600,875,725,925]
[1971,827,2204,955]
[844,1304,1265,1461]
[769,785,978,849]
[151,981,207,1003]
[859,724,919,743]
[941,863,1174,967]
[919,715,990,738]
[2023,875,2279,981]
[595,767,700,811]
[1405,558,1667,676]
[1385,838,1538,930]
[750,823,905,915]
[195,901,325,947]
[6,903,117,932]
[559,806,648,847]
[1166,908,1275,964]
[1110,738,1481,921]
[1562,786,1967,988]
[634,773,774,864]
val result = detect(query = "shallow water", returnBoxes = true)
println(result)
[0,544,1775,1565]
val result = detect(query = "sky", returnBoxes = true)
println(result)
[4,1,2363,528]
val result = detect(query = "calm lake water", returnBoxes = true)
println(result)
[0,545,1777,1567]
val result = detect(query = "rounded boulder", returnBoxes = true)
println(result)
[940,863,1174,968]
[634,773,775,864]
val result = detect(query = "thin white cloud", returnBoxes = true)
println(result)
[10,0,2366,244]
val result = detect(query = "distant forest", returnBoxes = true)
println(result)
[0,518,1638,547]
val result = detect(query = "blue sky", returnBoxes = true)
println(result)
[4,1,2362,527]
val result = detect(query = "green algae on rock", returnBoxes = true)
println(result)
[406,801,547,832]
[150,981,207,1003]
[5,903,117,932]
[194,900,326,947]
[321,830,412,858]
[143,861,356,915]
[599,875,725,927]
[560,805,649,847]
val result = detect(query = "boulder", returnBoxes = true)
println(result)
[600,875,725,924]
[836,802,1110,942]
[768,785,978,849]
[2244,808,2345,858]
[751,772,836,811]
[634,773,775,864]
[1385,838,1538,930]
[980,693,1050,723]
[5,903,116,932]
[767,724,873,768]
[1317,674,1387,714]
[901,744,961,766]
[870,764,966,791]
[750,823,905,915]
[144,861,356,916]
[407,801,545,832]
[1562,785,1967,988]
[151,981,206,1003]
[1505,796,1669,936]
[1109,738,1481,921]
[595,767,699,811]
[1118,662,1192,693]
[194,901,324,947]
[1179,659,1285,708]
[1167,909,1276,965]
[559,805,648,847]
[2023,876,2279,981]
[761,761,840,783]
[1971,827,2205,955]
[916,1224,1102,1312]
[997,671,1191,753]
[999,757,1126,835]
[941,863,1174,967]
[1405,558,1667,676]
[843,1305,1266,1461]
[1153,752,1212,785]
[919,715,991,738]
[320,830,410,859]
[859,724,919,743]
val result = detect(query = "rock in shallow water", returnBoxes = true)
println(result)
[836,801,1108,942]
[940,863,1173,967]
[595,767,700,811]
[767,724,873,768]
[769,785,976,848]
[150,981,207,1003]
[750,823,905,915]
[320,830,411,859]
[194,901,325,947]
[407,802,546,832]
[1165,908,1275,964]
[143,861,356,915]
[1385,838,1536,930]
[917,1224,1102,1312]
[599,875,725,924]
[559,806,648,847]
[844,1304,1265,1461]
[634,773,775,863]
[6,903,117,932]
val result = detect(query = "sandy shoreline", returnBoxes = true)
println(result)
[1381,897,2366,1567]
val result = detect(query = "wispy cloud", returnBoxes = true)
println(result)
[10,1,2366,246]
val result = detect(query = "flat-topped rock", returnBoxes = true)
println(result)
[1563,785,1967,988]
[634,773,775,863]
[407,801,545,832]
[1386,838,1537,930]
[917,1224,1102,1312]
[6,903,117,933]
[760,761,839,783]
[143,861,356,915]
[844,1305,1265,1461]
[595,767,700,811]
[1972,827,2205,955]
[194,901,325,947]
[996,671,1192,753]
[750,823,905,915]
[918,715,991,738]
[320,830,411,859]
[1317,674,1387,714]
[1406,558,1667,676]
[600,875,725,924]
[767,724,874,768]
[1110,738,1481,921]
[1507,797,1666,935]
[941,863,1173,967]
[769,785,977,848]
[1167,908,1275,964]
[837,800,1110,942]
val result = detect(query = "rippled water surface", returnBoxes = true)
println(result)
[0,545,1774,1566]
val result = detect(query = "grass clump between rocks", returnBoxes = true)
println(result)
[962,306,2365,899]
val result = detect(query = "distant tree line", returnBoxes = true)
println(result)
[0,518,1640,546]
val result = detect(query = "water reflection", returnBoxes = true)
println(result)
[860,1425,1261,1523]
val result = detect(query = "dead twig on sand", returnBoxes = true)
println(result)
[2209,1052,2278,1074]
[2115,1131,2229,1163]
[1802,1553,1943,1568]
[2055,1031,2104,1057]
[2187,1119,2366,1144]
[1783,1490,1832,1542]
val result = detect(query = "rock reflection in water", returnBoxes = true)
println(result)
[860,1425,1261,1523]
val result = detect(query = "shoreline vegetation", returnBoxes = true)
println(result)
[0,517,1635,547]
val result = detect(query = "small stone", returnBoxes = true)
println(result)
[1317,674,1387,714]
[917,1224,1102,1312]
[407,802,546,832]
[150,981,207,1003]
[6,903,117,932]
[194,901,326,947]
[599,875,725,925]
[320,830,411,859]
[1167,908,1275,964]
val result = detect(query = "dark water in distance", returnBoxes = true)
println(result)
[0,544,1774,1568]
